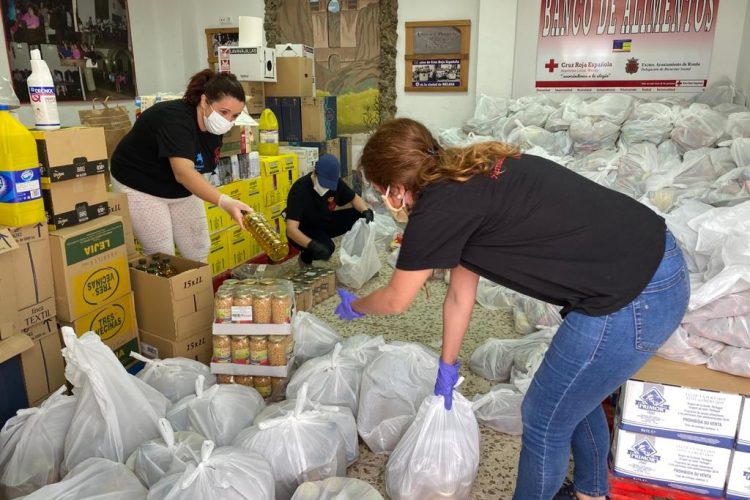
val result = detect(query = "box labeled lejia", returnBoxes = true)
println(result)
[49,215,131,322]
[139,328,212,365]
[727,450,750,499]
[619,379,742,448]
[106,191,136,257]
[612,428,731,498]
[129,253,213,340]
[59,291,139,367]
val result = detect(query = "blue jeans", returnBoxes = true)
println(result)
[513,229,689,499]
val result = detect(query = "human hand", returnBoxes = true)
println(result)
[218,194,252,228]
[360,208,374,223]
[434,358,461,410]
[335,288,365,321]
[307,239,332,260]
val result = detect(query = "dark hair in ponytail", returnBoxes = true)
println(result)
[183,69,245,107]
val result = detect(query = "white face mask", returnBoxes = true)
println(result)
[203,103,234,135]
[382,185,409,224]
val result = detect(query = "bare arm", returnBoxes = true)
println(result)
[351,268,433,315]
[441,264,479,364]
[170,157,223,205]
[285,218,311,248]
[350,194,369,213]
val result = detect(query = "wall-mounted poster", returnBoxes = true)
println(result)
[411,58,461,88]
[535,0,720,93]
[2,0,136,102]
[405,20,470,92]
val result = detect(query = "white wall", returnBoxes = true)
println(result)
[737,5,750,101]
[513,0,749,99]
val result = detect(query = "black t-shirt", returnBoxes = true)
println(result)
[397,154,666,316]
[285,173,356,232]
[111,99,222,198]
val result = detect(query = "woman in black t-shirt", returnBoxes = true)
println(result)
[111,70,251,262]
[335,118,689,500]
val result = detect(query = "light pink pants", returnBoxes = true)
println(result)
[111,177,210,262]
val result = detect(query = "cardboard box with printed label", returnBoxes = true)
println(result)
[0,334,34,426]
[280,146,318,176]
[264,202,287,243]
[277,153,299,197]
[265,57,315,97]
[276,43,314,61]
[228,225,254,267]
[208,230,230,276]
[204,201,231,234]
[240,81,265,115]
[218,46,276,82]
[59,291,139,367]
[221,126,248,157]
[106,191,137,257]
[49,215,131,322]
[21,317,57,342]
[7,223,56,333]
[240,177,263,213]
[301,96,337,141]
[260,156,284,208]
[20,325,65,404]
[0,228,19,339]
[726,397,750,499]
[611,428,732,498]
[139,328,212,365]
[129,253,213,340]
[33,128,109,230]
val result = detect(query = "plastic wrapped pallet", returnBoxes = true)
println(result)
[147,441,274,500]
[292,477,383,500]
[385,392,480,500]
[125,419,204,488]
[0,387,76,499]
[61,328,168,474]
[357,342,438,454]
[131,353,215,403]
[235,384,348,500]
[292,311,342,365]
[471,384,524,436]
[21,457,147,500]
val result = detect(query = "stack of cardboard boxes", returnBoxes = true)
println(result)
[33,127,140,368]
[612,357,750,498]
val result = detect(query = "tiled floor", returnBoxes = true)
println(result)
[289,248,524,499]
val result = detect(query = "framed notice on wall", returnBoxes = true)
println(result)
[405,20,470,92]
[536,0,720,93]
[205,27,239,71]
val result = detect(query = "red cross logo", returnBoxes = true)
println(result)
[544,58,559,73]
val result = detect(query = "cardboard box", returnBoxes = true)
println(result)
[106,192,136,257]
[240,177,263,213]
[129,253,214,340]
[339,135,352,176]
[59,291,139,367]
[0,228,19,339]
[139,328,212,364]
[611,428,731,498]
[738,397,750,452]
[280,146,318,176]
[301,96,337,141]
[265,57,314,97]
[208,230,230,276]
[50,215,131,322]
[218,46,276,82]
[21,316,58,342]
[326,138,341,164]
[8,224,56,332]
[727,450,750,499]
[34,127,110,230]
[240,81,265,115]
[619,379,743,448]
[275,43,314,60]
[228,225,254,268]
[220,126,248,157]
[204,200,231,234]
[20,328,65,404]
[279,97,302,142]
[0,334,34,426]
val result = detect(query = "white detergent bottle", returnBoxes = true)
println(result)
[27,49,60,130]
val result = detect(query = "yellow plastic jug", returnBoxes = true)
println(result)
[258,108,279,156]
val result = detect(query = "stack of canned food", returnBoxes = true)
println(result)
[286,268,337,311]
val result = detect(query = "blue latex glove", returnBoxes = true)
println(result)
[434,358,461,410]
[335,288,365,321]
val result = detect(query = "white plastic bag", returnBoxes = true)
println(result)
[671,103,727,150]
[475,278,517,311]
[292,311,343,365]
[254,383,359,467]
[286,344,364,416]
[726,112,750,140]
[463,94,509,136]
[510,341,549,393]
[385,392,480,500]
[683,314,750,349]
[125,419,204,488]
[656,327,709,365]
[371,213,398,252]
[184,376,265,446]
[469,328,555,382]
[579,94,635,125]
[683,291,750,322]
[61,328,167,474]
[337,219,381,289]
[340,333,386,366]
[131,353,215,403]
[235,384,348,500]
[0,386,76,498]
[21,457,147,500]
[357,342,439,454]
[292,477,383,500]
[147,441,274,500]
[707,345,750,377]
[471,383,524,435]
[568,117,620,153]
[620,102,675,145]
